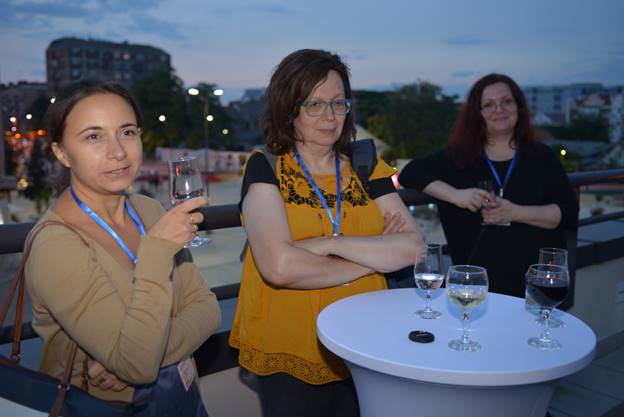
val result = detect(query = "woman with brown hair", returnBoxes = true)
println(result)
[25,81,221,416]
[399,73,578,297]
[229,49,425,417]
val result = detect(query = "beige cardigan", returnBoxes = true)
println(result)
[25,194,221,402]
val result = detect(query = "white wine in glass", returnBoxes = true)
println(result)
[446,265,488,352]
[414,244,444,319]
[168,156,210,247]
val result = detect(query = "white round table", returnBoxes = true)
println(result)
[317,288,596,417]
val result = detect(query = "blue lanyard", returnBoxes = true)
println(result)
[485,150,519,198]
[70,188,146,264]
[294,149,342,237]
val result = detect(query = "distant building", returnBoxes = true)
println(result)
[523,83,603,125]
[0,81,46,129]
[46,37,171,95]
[226,89,266,150]
[571,91,624,142]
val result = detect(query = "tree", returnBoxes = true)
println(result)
[186,83,233,150]
[355,82,459,159]
[24,94,51,133]
[131,69,192,153]
[543,113,610,142]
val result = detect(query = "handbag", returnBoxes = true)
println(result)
[0,220,133,417]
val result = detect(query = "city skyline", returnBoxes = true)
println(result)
[2,0,624,102]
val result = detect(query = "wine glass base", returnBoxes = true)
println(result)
[416,309,442,319]
[448,339,481,352]
[528,336,561,350]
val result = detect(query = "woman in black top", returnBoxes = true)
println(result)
[398,73,578,297]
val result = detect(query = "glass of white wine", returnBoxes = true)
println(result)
[446,265,488,352]
[414,244,444,319]
[168,156,210,247]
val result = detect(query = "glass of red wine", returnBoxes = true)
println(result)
[526,264,569,350]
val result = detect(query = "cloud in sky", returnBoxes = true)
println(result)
[1,0,623,99]
[444,36,492,48]
[213,4,298,16]
[451,70,476,79]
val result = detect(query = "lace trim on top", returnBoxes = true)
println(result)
[229,325,349,384]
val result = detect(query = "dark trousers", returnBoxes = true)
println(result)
[132,363,209,417]
[255,372,360,417]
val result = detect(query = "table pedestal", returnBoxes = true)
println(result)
[348,361,555,417]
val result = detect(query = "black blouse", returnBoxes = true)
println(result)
[398,143,578,297]
[241,152,395,205]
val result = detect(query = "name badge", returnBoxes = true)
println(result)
[177,357,197,392]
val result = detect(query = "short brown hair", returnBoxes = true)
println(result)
[261,49,355,155]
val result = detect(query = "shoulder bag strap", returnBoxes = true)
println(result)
[0,219,91,417]
[0,220,89,360]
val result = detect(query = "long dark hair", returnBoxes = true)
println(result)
[44,81,142,195]
[261,49,355,155]
[448,73,537,168]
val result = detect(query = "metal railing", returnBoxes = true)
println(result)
[1,168,624,354]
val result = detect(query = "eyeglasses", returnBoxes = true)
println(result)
[301,99,352,117]
[481,97,517,114]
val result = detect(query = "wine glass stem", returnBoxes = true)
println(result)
[461,312,471,345]
[424,293,432,312]
[540,309,552,341]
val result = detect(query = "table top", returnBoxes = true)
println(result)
[317,288,596,386]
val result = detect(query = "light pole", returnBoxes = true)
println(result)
[188,86,224,175]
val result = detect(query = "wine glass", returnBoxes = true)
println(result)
[414,244,444,319]
[446,265,488,352]
[168,156,210,247]
[477,180,498,226]
[526,264,570,350]
[526,248,568,328]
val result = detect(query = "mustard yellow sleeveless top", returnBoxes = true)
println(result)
[229,151,395,384]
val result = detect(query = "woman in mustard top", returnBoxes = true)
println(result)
[229,49,425,417]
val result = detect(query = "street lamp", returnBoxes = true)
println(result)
[187,85,224,174]
[187,86,224,146]
[158,115,166,122]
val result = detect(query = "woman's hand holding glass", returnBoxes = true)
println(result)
[168,156,210,247]
[452,188,495,213]
[147,196,207,247]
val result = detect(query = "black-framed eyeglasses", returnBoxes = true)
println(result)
[481,97,517,114]
[301,99,352,117]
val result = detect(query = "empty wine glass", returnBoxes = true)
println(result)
[446,265,488,352]
[476,179,498,197]
[477,180,497,226]
[414,244,444,319]
[526,248,568,328]
[526,264,570,350]
[168,156,210,247]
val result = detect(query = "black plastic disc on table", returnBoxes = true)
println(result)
[408,330,435,343]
